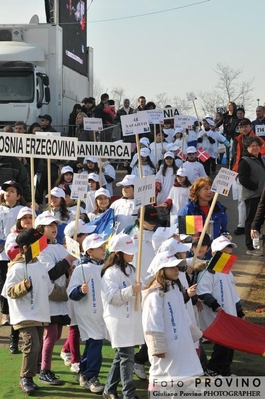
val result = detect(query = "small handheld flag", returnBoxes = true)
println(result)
[25,235,48,264]
[178,215,203,235]
[208,251,238,274]
[197,147,211,162]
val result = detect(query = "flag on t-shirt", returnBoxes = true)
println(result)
[178,215,203,235]
[25,235,48,264]
[197,147,211,162]
[208,251,238,274]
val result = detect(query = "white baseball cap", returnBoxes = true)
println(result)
[108,233,138,255]
[34,211,61,228]
[17,207,33,220]
[186,146,197,154]
[147,251,187,276]
[82,233,107,252]
[164,151,175,159]
[157,237,190,254]
[46,187,66,199]
[140,148,150,158]
[95,187,111,198]
[174,127,183,135]
[84,156,98,163]
[61,165,73,175]
[64,220,96,238]
[88,172,99,182]
[203,117,215,127]
[152,225,176,251]
[166,143,180,152]
[116,175,136,187]
[176,167,187,177]
[140,137,150,147]
[211,235,237,252]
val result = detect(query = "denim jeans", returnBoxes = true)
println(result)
[80,338,103,379]
[104,346,135,399]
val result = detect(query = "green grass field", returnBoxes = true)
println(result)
[0,340,265,399]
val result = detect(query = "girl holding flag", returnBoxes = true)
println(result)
[142,251,203,392]
[196,235,244,376]
[2,228,58,395]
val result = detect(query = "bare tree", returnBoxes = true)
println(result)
[93,77,105,103]
[198,63,254,115]
[111,86,125,110]
[155,92,170,108]
[172,96,193,115]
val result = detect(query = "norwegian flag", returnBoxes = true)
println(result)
[197,147,211,162]
[176,148,186,160]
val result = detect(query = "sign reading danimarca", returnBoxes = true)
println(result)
[0,133,131,160]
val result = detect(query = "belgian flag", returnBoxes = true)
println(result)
[208,251,238,274]
[25,235,48,264]
[178,215,203,235]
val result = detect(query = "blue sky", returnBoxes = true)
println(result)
[0,0,263,118]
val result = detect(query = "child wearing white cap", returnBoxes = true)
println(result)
[54,165,73,187]
[183,147,207,183]
[196,235,244,377]
[60,221,96,374]
[67,233,107,393]
[142,251,203,391]
[45,187,75,245]
[0,181,26,346]
[87,188,111,222]
[101,233,144,399]
[150,130,167,168]
[155,152,177,204]
[131,148,156,178]
[34,211,76,385]
[157,167,191,225]
[110,175,138,234]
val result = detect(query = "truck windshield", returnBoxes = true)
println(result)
[0,70,34,103]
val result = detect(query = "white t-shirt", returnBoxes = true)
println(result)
[182,161,207,183]
[101,264,144,348]
[67,261,105,341]
[156,167,175,204]
[142,284,203,381]
[110,198,138,234]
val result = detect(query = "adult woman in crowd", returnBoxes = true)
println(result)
[216,102,238,168]
[178,177,229,239]
[75,111,94,142]
[68,104,82,137]
[238,136,265,256]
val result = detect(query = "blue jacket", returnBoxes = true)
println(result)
[178,200,228,239]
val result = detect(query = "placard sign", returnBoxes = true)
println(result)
[174,115,195,129]
[186,92,197,101]
[216,106,226,114]
[77,141,131,159]
[121,113,150,136]
[71,173,88,200]
[83,117,103,131]
[65,236,80,259]
[255,125,265,137]
[0,132,78,160]
[162,107,180,120]
[211,168,238,196]
[146,109,164,124]
[134,175,156,209]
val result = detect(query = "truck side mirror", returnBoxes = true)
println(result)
[45,87,50,103]
[43,75,49,86]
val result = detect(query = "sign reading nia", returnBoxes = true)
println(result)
[0,134,131,160]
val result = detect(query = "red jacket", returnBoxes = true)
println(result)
[233,130,265,172]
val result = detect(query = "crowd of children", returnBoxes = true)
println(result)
[0,133,246,398]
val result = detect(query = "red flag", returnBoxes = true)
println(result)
[177,149,186,160]
[203,309,265,356]
[197,147,211,162]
